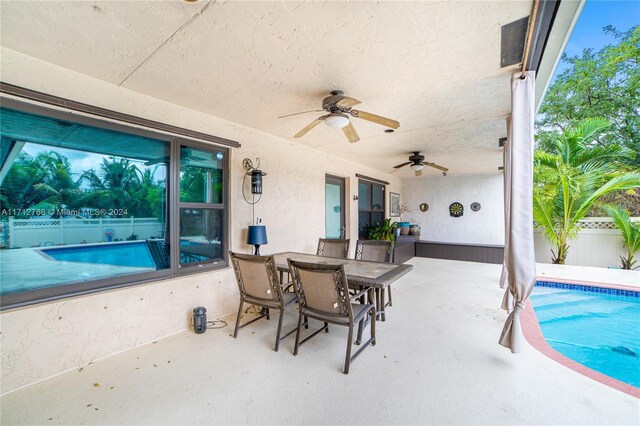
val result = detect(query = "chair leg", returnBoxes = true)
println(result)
[293,313,303,356]
[388,286,393,307]
[356,317,364,345]
[274,309,284,352]
[325,322,329,332]
[370,306,376,346]
[233,300,244,338]
[344,325,354,374]
[304,315,309,329]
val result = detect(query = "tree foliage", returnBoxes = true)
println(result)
[604,204,640,269]
[533,119,640,264]
[536,26,640,166]
[0,152,165,219]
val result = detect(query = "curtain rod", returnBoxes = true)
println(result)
[355,174,389,186]
[521,0,541,79]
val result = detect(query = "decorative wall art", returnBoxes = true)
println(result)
[419,203,429,212]
[470,202,481,212]
[390,192,400,217]
[449,202,463,217]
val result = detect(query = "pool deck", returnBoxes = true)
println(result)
[1,258,638,425]
[537,263,640,289]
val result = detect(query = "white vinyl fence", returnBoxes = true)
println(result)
[534,217,638,268]
[4,217,163,248]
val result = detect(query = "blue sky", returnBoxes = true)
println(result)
[552,0,639,77]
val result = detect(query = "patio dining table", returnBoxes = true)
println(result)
[271,251,413,321]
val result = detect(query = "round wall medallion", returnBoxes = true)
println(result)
[449,202,463,217]
[419,203,429,212]
[470,202,481,212]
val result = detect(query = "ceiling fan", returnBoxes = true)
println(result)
[393,152,449,176]
[278,90,400,143]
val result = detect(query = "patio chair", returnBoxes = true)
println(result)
[146,239,170,270]
[354,240,394,317]
[316,238,350,259]
[288,259,376,374]
[229,251,297,352]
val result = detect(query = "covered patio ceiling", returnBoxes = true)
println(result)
[2,1,538,176]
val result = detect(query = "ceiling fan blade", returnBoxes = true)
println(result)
[278,109,324,119]
[425,162,449,172]
[415,169,422,177]
[342,121,360,143]
[337,97,361,108]
[293,116,327,138]
[393,161,412,169]
[350,110,400,129]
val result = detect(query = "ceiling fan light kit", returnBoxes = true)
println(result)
[324,112,350,128]
[281,90,399,143]
[393,151,449,177]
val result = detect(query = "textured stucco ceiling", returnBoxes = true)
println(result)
[0,0,532,177]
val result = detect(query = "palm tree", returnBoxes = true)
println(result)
[533,118,640,264]
[0,150,82,216]
[80,157,141,213]
[605,205,640,269]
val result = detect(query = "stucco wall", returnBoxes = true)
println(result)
[0,48,401,394]
[401,174,505,245]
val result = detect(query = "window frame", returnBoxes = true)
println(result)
[173,140,229,274]
[357,179,385,239]
[0,97,232,310]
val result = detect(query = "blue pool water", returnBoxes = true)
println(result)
[42,241,155,268]
[530,282,640,388]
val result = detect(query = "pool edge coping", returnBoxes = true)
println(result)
[522,277,640,399]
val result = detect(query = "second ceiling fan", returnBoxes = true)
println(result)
[393,151,449,176]
[279,90,400,143]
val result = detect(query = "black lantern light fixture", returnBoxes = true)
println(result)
[242,158,268,255]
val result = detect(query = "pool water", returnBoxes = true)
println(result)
[530,283,640,388]
[42,241,155,268]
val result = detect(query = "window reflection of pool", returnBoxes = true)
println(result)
[40,241,155,268]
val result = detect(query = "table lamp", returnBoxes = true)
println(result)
[247,225,268,255]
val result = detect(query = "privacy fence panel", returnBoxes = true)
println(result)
[534,218,637,268]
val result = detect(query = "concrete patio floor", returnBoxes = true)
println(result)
[1,258,638,425]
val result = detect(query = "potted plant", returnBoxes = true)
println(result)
[605,205,640,270]
[368,218,396,242]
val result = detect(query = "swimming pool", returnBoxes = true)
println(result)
[41,241,155,268]
[530,281,640,388]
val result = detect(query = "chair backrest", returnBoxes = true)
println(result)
[146,239,170,269]
[355,240,393,263]
[316,238,350,259]
[288,259,353,321]
[229,251,284,305]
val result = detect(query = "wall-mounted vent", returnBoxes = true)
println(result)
[501,17,529,68]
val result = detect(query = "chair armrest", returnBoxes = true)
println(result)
[349,287,369,300]
[281,282,294,293]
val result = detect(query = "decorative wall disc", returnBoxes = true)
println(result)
[419,203,429,212]
[470,202,481,212]
[449,202,463,217]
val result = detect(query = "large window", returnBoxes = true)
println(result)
[0,105,229,308]
[358,179,385,239]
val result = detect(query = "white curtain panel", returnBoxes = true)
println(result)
[499,71,537,353]
[499,116,512,291]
